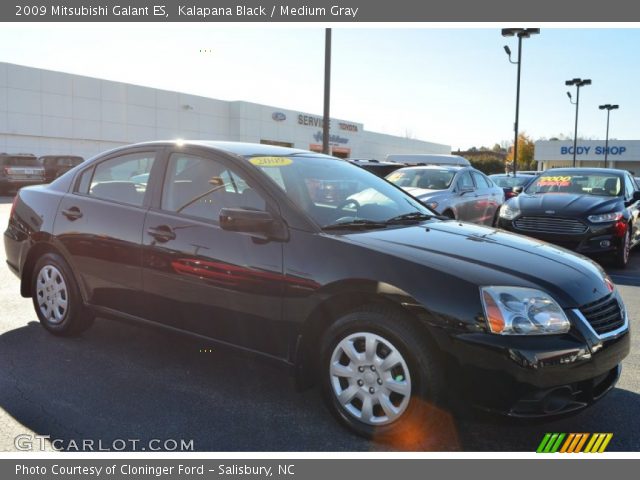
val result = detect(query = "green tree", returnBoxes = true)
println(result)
[506,133,536,170]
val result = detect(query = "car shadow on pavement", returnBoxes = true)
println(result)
[0,318,638,452]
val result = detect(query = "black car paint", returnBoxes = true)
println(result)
[4,142,630,416]
[498,169,640,256]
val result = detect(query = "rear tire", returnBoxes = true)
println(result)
[320,305,447,440]
[31,253,94,336]
[443,210,456,220]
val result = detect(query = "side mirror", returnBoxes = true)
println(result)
[219,208,287,240]
[512,186,524,195]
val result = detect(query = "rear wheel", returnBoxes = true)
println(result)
[320,305,446,439]
[443,210,456,220]
[612,227,631,269]
[31,253,94,336]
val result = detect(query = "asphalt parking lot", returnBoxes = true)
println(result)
[1,195,639,452]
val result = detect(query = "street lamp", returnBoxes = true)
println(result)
[322,28,332,155]
[502,28,540,177]
[599,104,619,169]
[565,78,592,167]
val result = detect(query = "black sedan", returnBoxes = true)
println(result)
[489,173,539,200]
[497,168,640,268]
[4,142,630,439]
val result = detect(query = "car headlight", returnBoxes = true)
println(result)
[425,201,438,210]
[480,286,570,335]
[587,211,623,223]
[499,203,520,220]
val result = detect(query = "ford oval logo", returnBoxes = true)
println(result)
[545,210,555,215]
[272,112,286,122]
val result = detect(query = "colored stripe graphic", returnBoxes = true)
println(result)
[538,433,613,453]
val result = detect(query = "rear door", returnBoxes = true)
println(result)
[471,171,500,225]
[54,147,160,315]
[140,147,287,357]
[453,170,477,221]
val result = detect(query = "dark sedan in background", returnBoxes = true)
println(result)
[490,173,539,200]
[498,168,640,268]
[39,155,84,183]
[386,165,505,225]
[4,143,629,439]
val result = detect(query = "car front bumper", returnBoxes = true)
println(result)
[497,218,625,255]
[438,308,630,417]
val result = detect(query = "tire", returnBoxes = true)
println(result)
[31,253,94,336]
[320,305,447,440]
[612,227,631,269]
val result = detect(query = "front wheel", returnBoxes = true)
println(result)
[31,253,94,336]
[320,305,446,439]
[612,227,631,269]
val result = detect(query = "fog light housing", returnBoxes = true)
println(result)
[600,240,611,248]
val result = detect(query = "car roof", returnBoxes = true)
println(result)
[124,140,337,159]
[542,167,628,175]
[396,165,467,172]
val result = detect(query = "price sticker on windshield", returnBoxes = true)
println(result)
[537,176,572,187]
[249,156,293,167]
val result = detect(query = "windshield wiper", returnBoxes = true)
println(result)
[322,219,388,231]
[384,212,445,224]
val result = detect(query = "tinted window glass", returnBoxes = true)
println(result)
[457,171,474,189]
[162,153,266,222]
[247,154,430,227]
[471,171,490,188]
[88,152,155,206]
[527,172,623,196]
[386,169,455,190]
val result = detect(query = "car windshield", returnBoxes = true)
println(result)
[491,175,533,188]
[246,154,432,228]
[385,169,455,190]
[526,172,624,196]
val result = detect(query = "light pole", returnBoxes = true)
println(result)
[599,104,619,169]
[502,28,539,177]
[565,78,591,167]
[322,28,332,155]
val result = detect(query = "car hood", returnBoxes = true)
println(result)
[342,221,611,308]
[511,193,623,216]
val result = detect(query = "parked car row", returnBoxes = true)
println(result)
[4,141,630,440]
[0,153,83,194]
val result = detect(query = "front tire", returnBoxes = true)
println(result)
[320,305,446,439]
[31,253,94,336]
[613,227,631,269]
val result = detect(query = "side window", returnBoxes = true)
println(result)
[76,167,94,194]
[624,174,637,200]
[87,152,155,207]
[471,171,490,188]
[457,171,474,189]
[162,153,267,222]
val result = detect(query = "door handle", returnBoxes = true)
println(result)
[147,225,176,242]
[61,207,83,221]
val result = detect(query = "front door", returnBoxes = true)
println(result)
[140,148,287,357]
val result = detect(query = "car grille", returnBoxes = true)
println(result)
[514,216,588,235]
[579,294,625,335]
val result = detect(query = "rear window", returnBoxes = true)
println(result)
[1,156,39,167]
[492,175,533,188]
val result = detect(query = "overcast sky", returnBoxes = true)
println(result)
[1,25,638,150]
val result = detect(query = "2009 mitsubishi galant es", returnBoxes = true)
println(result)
[4,141,630,439]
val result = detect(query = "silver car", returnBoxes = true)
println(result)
[386,165,505,225]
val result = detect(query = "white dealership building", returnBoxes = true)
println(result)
[535,140,640,174]
[0,61,449,161]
